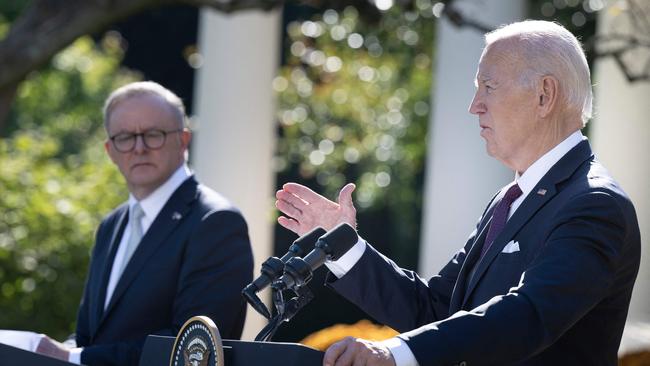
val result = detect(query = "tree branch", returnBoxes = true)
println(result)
[0,0,162,91]
[1,0,648,128]
[0,82,17,132]
[0,0,291,127]
[442,2,494,34]
[180,0,284,13]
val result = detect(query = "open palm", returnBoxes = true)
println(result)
[275,182,357,236]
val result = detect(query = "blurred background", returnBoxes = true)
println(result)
[0,0,648,362]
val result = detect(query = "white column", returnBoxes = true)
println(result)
[192,8,281,340]
[419,0,525,277]
[591,4,650,325]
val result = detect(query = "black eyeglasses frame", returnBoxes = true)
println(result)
[109,129,184,153]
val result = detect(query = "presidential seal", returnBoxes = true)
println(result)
[170,316,224,366]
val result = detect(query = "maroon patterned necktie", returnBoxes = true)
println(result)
[480,183,523,258]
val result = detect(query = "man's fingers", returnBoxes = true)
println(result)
[352,356,367,366]
[337,183,357,228]
[335,345,358,366]
[36,336,69,361]
[324,337,396,366]
[278,182,358,233]
[276,189,310,209]
[277,216,303,234]
[323,337,353,366]
[283,183,326,202]
[275,199,303,219]
[337,183,356,209]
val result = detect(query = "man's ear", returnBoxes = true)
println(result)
[538,75,559,118]
[180,129,192,150]
[104,140,118,164]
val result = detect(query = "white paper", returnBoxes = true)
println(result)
[0,330,44,352]
[619,321,650,356]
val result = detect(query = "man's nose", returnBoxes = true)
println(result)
[468,92,485,115]
[133,135,146,153]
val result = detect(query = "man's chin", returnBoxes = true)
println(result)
[485,144,497,158]
[129,175,158,184]
[126,177,163,199]
[127,174,161,189]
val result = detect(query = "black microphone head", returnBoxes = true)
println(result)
[242,285,271,319]
[317,223,358,261]
[281,227,326,262]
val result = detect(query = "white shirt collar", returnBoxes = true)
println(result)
[127,163,192,229]
[515,130,585,198]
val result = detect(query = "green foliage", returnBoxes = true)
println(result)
[7,35,140,152]
[0,132,126,338]
[275,4,435,265]
[0,33,136,339]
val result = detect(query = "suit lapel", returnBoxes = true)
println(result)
[461,140,594,308]
[100,177,199,324]
[91,206,128,334]
[449,213,494,314]
[462,185,557,307]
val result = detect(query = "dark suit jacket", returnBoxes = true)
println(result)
[75,176,253,365]
[329,140,641,365]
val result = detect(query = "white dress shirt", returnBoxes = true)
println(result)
[69,164,191,364]
[325,131,585,366]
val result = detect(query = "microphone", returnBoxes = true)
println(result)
[242,227,326,318]
[272,223,358,291]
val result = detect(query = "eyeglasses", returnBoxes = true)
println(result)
[109,129,183,153]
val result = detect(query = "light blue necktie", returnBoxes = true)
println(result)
[116,203,145,279]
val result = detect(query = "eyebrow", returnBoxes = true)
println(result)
[474,76,492,87]
[110,127,164,135]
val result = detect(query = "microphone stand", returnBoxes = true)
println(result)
[254,284,314,342]
[251,223,358,342]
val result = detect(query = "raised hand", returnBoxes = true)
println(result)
[275,182,357,236]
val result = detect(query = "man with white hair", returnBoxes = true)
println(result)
[275,20,641,365]
[36,81,254,365]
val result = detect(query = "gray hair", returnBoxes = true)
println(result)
[485,20,593,125]
[103,81,187,130]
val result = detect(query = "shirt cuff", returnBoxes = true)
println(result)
[68,347,83,364]
[325,237,366,278]
[379,337,419,366]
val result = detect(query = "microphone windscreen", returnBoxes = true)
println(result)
[281,227,326,262]
[293,227,327,255]
[318,223,358,261]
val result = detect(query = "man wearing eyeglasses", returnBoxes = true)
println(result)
[35,81,254,365]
